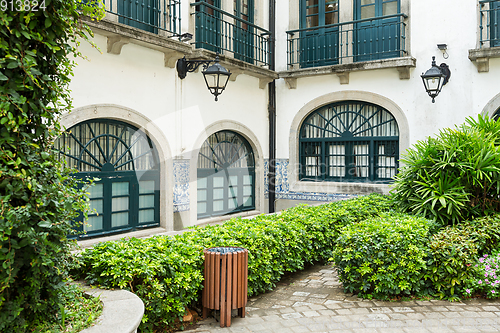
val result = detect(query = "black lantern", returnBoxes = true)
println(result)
[176,54,231,101]
[421,56,451,103]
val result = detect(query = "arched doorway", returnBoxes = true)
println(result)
[54,119,160,238]
[197,131,255,219]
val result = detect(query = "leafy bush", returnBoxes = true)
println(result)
[458,214,500,255]
[391,115,500,226]
[332,213,433,299]
[426,226,478,298]
[78,236,204,332]
[0,1,103,331]
[77,194,393,332]
[465,252,500,299]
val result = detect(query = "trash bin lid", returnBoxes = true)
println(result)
[205,247,245,254]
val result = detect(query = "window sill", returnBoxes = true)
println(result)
[468,46,500,73]
[279,56,416,88]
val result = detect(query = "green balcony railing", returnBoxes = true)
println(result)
[287,14,407,69]
[480,0,500,48]
[192,1,271,67]
[104,0,181,35]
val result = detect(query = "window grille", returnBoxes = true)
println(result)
[299,101,399,182]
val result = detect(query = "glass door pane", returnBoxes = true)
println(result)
[111,181,130,227]
[85,183,104,232]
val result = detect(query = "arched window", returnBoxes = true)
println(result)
[54,119,160,237]
[494,108,500,120]
[197,131,255,219]
[299,101,399,182]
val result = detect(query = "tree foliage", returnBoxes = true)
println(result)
[391,115,500,226]
[0,1,103,330]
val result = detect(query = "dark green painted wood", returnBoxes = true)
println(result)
[299,101,399,183]
[492,1,500,47]
[300,0,339,67]
[118,0,159,33]
[195,0,222,52]
[354,0,400,61]
[234,0,254,63]
[55,119,160,239]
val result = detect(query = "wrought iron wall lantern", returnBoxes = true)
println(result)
[421,56,451,103]
[176,55,231,101]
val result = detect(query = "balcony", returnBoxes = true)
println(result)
[102,0,181,35]
[469,0,500,72]
[282,14,415,86]
[191,1,271,68]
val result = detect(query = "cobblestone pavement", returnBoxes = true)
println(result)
[184,263,500,333]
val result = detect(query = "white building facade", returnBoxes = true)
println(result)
[63,0,500,238]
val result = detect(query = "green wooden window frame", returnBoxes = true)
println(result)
[233,0,254,63]
[197,131,255,219]
[299,101,399,183]
[54,119,160,238]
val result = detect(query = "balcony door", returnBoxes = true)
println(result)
[354,0,400,62]
[195,0,222,52]
[234,0,254,63]
[118,0,159,33]
[300,0,339,68]
[492,1,500,47]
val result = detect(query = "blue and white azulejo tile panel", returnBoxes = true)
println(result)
[173,160,190,212]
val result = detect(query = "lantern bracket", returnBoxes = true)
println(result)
[176,57,215,79]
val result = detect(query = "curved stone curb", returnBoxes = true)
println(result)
[80,286,144,333]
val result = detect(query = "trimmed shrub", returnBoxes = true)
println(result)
[426,226,478,298]
[391,115,500,226]
[458,214,500,255]
[332,213,433,299]
[78,236,205,332]
[77,194,394,332]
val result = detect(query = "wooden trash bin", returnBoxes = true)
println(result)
[202,247,248,327]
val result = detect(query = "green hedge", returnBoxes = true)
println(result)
[77,194,393,332]
[332,213,433,299]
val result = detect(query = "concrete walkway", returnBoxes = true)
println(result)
[185,263,500,333]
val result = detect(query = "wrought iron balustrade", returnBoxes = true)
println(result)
[480,0,500,48]
[192,1,271,67]
[287,14,407,69]
[103,0,181,35]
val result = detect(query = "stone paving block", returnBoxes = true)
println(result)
[350,308,371,314]
[427,327,456,333]
[303,310,321,317]
[451,326,482,332]
[279,307,297,314]
[308,298,328,305]
[294,302,315,307]
[294,292,312,297]
[366,313,390,321]
[283,312,304,319]
[402,327,432,333]
[324,302,342,310]
[442,312,464,318]
[290,325,312,332]
[278,300,295,306]
[335,308,354,315]
[430,306,450,312]
[388,313,408,320]
[422,312,446,319]
[483,306,500,312]
[355,301,376,308]
[318,309,336,316]
[393,307,415,313]
[309,304,327,311]
[370,307,393,314]
[477,325,500,332]
[480,312,499,318]
[261,314,281,321]
[281,318,300,327]
[228,326,251,333]
[310,293,329,298]
[271,304,285,309]
[414,306,432,312]
[351,328,379,333]
[291,296,309,302]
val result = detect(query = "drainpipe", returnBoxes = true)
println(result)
[268,0,276,213]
